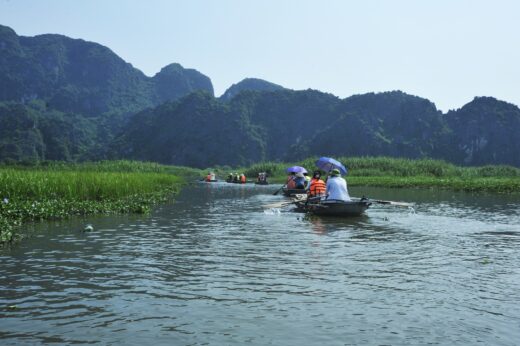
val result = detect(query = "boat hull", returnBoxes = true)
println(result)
[282,188,307,197]
[295,200,371,217]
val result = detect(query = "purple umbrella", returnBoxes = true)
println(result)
[286,166,308,174]
[315,157,348,175]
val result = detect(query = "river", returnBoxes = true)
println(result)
[1,182,519,345]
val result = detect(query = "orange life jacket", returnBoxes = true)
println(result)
[309,178,326,197]
[206,175,212,182]
[286,177,296,189]
[240,175,246,183]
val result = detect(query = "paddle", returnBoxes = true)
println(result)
[352,197,413,208]
[371,199,414,207]
[262,201,294,209]
[272,185,285,195]
[263,194,307,208]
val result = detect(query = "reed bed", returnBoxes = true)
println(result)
[240,157,520,192]
[0,162,192,244]
[0,169,182,201]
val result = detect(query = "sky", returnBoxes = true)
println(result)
[0,0,518,111]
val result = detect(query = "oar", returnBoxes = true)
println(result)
[371,199,414,207]
[272,185,285,195]
[262,201,294,209]
[351,197,413,207]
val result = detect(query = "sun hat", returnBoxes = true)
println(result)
[330,168,340,176]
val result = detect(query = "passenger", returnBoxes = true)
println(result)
[325,169,351,201]
[234,173,240,183]
[205,172,212,182]
[294,172,306,189]
[303,172,311,188]
[308,170,326,198]
[227,173,234,182]
[286,172,296,189]
[240,174,246,184]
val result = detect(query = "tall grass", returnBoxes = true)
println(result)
[242,157,520,179]
[0,161,193,244]
[239,156,520,193]
[2,160,201,176]
[0,169,182,201]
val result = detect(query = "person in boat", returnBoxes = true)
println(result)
[286,172,296,189]
[294,172,306,189]
[325,168,351,201]
[303,172,311,188]
[240,173,246,184]
[234,173,240,183]
[307,170,326,198]
[205,172,215,182]
[227,173,234,182]
[257,172,267,184]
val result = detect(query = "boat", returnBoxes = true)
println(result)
[205,179,218,183]
[294,199,371,217]
[282,187,307,197]
[255,181,269,185]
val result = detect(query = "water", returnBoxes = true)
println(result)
[1,183,520,345]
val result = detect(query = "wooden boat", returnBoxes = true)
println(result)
[282,187,307,197]
[294,199,371,217]
[255,181,269,185]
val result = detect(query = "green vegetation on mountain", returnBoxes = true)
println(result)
[220,78,285,101]
[1,24,520,169]
[113,89,520,168]
[444,97,520,167]
[0,24,213,116]
[0,24,213,163]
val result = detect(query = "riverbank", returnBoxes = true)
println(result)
[0,161,200,244]
[234,157,520,193]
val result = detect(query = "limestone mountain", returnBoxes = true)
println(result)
[220,78,285,101]
[444,97,520,166]
[2,24,520,167]
[112,89,520,168]
[0,24,213,117]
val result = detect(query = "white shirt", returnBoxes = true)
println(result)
[325,176,351,201]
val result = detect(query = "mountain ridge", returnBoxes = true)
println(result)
[1,24,520,168]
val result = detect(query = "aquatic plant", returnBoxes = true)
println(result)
[239,157,520,192]
[0,161,193,244]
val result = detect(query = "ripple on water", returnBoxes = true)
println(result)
[1,185,520,345]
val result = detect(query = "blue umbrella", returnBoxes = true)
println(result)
[286,166,308,174]
[315,157,348,175]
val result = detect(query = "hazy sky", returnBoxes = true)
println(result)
[1,0,518,111]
